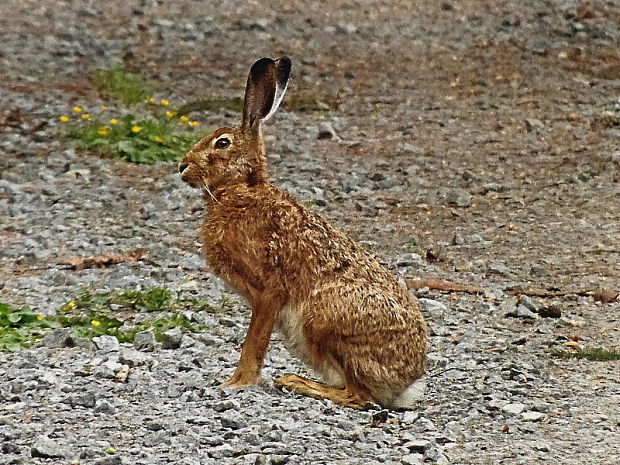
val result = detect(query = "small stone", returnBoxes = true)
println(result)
[401,411,420,424]
[441,1,454,11]
[413,417,436,432]
[41,328,74,348]
[94,399,115,414]
[451,232,465,245]
[404,438,432,453]
[93,335,120,353]
[539,305,562,318]
[400,143,421,154]
[518,295,541,312]
[114,364,130,383]
[70,391,96,408]
[533,441,551,451]
[521,411,546,422]
[402,454,424,465]
[119,348,152,367]
[213,399,240,412]
[31,435,65,458]
[161,328,183,349]
[525,118,544,131]
[94,359,123,379]
[501,402,525,415]
[529,265,548,277]
[317,122,339,140]
[419,298,448,315]
[445,189,472,208]
[220,411,247,429]
[507,305,539,320]
[488,262,511,275]
[134,331,156,351]
[209,444,236,459]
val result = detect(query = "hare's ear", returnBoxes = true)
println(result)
[241,56,291,132]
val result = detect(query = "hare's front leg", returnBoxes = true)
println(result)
[221,294,284,388]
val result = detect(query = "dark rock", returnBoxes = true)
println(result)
[161,328,183,349]
[41,327,74,348]
[539,305,562,318]
[134,331,156,352]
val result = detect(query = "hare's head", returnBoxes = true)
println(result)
[179,57,291,194]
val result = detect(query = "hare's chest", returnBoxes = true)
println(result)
[276,305,311,364]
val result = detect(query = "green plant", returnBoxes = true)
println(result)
[91,67,153,105]
[0,302,51,351]
[550,347,620,362]
[57,66,206,164]
[0,288,230,351]
[63,113,202,164]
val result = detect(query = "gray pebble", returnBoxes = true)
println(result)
[70,391,96,408]
[134,331,157,352]
[445,189,472,208]
[501,402,525,415]
[94,399,116,414]
[521,411,546,422]
[401,454,424,465]
[31,435,65,458]
[41,327,74,348]
[119,347,152,367]
[161,328,184,349]
[93,335,120,353]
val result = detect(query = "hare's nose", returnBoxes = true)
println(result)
[179,163,189,174]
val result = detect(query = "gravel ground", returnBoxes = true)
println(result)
[1,1,619,464]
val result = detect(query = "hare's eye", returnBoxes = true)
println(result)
[214,137,231,149]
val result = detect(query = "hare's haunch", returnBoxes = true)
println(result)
[179,57,427,410]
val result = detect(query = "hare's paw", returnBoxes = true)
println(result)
[220,371,262,388]
[275,374,374,410]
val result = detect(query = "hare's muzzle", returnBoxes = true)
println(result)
[178,163,189,174]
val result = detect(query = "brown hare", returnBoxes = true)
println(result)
[179,57,427,410]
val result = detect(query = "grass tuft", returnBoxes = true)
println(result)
[91,67,153,105]
[550,347,620,362]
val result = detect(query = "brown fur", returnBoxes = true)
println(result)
[179,57,427,409]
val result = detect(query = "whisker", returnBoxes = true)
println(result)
[202,181,220,204]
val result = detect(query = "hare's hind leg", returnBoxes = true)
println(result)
[274,374,374,410]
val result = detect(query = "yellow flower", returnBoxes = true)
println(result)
[63,301,77,312]
[73,106,83,113]
[180,115,189,122]
[59,116,70,123]
[154,136,164,143]
[37,315,45,321]
[147,97,155,103]
[188,121,200,127]
[91,320,101,327]
[160,99,169,106]
[100,105,109,110]
[98,126,110,136]
[131,125,142,133]
[110,119,119,125]
[165,111,176,118]
[81,113,91,120]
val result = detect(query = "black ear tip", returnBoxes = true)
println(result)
[276,56,292,82]
[250,57,275,77]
